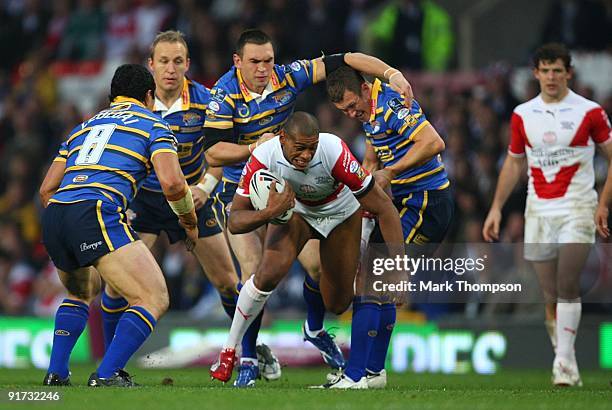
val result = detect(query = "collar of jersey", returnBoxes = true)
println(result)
[368,78,383,123]
[153,78,192,116]
[236,68,283,103]
[111,96,146,108]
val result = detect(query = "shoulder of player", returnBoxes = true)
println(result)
[187,78,211,106]
[513,98,537,116]
[566,90,601,110]
[252,135,281,158]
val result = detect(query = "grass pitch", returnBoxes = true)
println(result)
[0,365,610,410]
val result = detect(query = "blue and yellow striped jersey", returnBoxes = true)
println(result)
[204,60,318,183]
[49,97,177,209]
[363,79,449,197]
[142,78,210,191]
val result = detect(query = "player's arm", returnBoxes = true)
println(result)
[363,141,380,174]
[39,160,66,208]
[482,154,526,242]
[595,141,612,238]
[375,124,445,190]
[228,182,295,234]
[314,53,413,105]
[192,166,222,209]
[357,182,404,245]
[151,146,198,249]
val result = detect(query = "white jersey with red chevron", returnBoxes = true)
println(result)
[237,133,373,237]
[508,90,612,216]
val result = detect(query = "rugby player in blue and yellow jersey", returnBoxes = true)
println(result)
[323,66,453,388]
[101,31,280,382]
[39,64,197,387]
[204,28,415,387]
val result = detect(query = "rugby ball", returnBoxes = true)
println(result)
[249,169,294,224]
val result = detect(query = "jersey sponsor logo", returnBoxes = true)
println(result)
[80,241,103,252]
[290,61,302,72]
[182,112,202,126]
[355,167,366,181]
[560,121,574,130]
[349,160,359,174]
[55,330,70,336]
[316,176,334,184]
[273,90,292,104]
[205,218,217,227]
[73,175,88,183]
[397,108,410,120]
[299,184,316,193]
[259,116,273,126]
[238,103,250,117]
[208,101,220,112]
[211,88,227,103]
[387,98,405,114]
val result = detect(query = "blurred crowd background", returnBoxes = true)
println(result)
[0,0,610,319]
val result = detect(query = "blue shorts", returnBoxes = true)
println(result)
[397,187,454,244]
[130,188,222,244]
[42,200,138,272]
[212,180,238,228]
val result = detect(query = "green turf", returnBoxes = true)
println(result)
[0,365,610,410]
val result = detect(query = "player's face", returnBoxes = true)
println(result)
[234,42,275,94]
[149,41,190,95]
[533,59,571,101]
[280,131,319,170]
[333,86,370,122]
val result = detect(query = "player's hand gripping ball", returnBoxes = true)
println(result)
[249,169,294,224]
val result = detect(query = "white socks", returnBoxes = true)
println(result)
[555,298,581,362]
[224,277,272,350]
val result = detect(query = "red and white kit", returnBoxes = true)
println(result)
[509,90,612,259]
[237,133,374,237]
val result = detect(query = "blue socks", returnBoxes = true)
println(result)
[241,311,263,360]
[101,289,129,350]
[47,299,89,378]
[303,274,326,332]
[344,299,380,382]
[367,303,396,373]
[97,306,156,378]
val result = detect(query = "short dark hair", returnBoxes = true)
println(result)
[533,43,572,70]
[235,29,273,57]
[326,66,366,103]
[109,64,155,104]
[283,111,319,137]
[150,30,189,59]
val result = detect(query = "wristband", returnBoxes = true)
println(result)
[388,71,401,81]
[197,174,219,195]
[383,68,397,79]
[168,185,195,215]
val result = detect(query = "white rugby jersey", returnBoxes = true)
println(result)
[237,133,373,228]
[508,90,611,216]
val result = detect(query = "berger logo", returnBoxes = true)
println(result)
[349,160,359,174]
[55,330,70,336]
[259,116,273,126]
[73,175,88,183]
[206,218,217,228]
[80,241,103,252]
[273,90,292,104]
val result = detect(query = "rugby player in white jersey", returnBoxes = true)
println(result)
[210,112,404,387]
[483,43,612,386]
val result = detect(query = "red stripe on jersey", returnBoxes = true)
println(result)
[509,113,530,155]
[330,140,371,192]
[530,164,580,199]
[238,155,268,195]
[570,107,612,146]
[298,183,345,206]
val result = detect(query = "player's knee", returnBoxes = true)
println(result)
[253,270,283,292]
[305,266,321,282]
[216,281,238,298]
[325,296,352,315]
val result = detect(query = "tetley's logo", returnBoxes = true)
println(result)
[80,241,103,252]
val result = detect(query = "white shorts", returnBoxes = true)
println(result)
[294,187,361,238]
[523,209,595,261]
